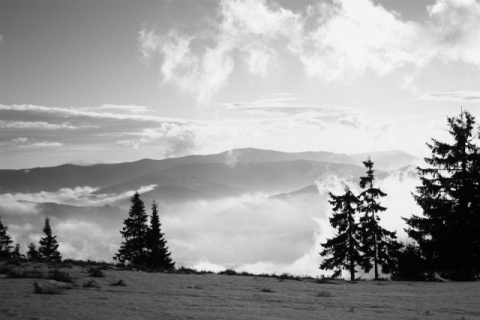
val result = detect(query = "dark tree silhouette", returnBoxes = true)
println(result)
[0,217,13,259]
[115,192,149,264]
[392,243,426,281]
[27,242,40,261]
[38,216,62,263]
[11,243,23,260]
[146,201,175,270]
[358,158,401,279]
[405,110,480,280]
[320,187,362,281]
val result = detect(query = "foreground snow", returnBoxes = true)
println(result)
[1,264,479,319]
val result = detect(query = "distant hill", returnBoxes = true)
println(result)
[0,148,414,200]
[0,148,357,194]
[350,150,419,171]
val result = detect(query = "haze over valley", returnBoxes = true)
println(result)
[0,148,419,276]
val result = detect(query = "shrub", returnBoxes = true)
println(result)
[219,269,237,276]
[83,279,100,288]
[7,268,43,279]
[88,267,105,278]
[48,269,74,283]
[33,281,63,294]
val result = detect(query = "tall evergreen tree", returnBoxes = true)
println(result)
[405,110,480,280]
[115,192,149,264]
[27,242,40,261]
[0,217,13,259]
[358,158,401,279]
[38,216,62,263]
[146,201,175,270]
[320,187,362,281]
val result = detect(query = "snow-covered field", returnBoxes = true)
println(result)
[1,263,479,320]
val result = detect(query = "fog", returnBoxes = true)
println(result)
[0,168,420,277]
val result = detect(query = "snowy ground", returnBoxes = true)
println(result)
[1,263,479,320]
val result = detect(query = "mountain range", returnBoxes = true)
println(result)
[0,148,418,204]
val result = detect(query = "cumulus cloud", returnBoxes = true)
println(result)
[138,28,161,61]
[139,0,480,101]
[140,0,301,104]
[427,0,480,66]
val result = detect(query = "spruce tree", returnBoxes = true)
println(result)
[146,201,175,270]
[38,217,62,263]
[0,217,13,259]
[11,243,22,260]
[405,110,480,280]
[27,242,40,261]
[358,158,401,279]
[320,187,362,281]
[115,192,149,265]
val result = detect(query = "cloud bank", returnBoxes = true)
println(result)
[139,0,480,103]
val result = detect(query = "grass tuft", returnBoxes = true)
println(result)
[314,289,332,297]
[110,277,126,287]
[260,286,274,293]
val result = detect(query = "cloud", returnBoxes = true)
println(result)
[294,0,426,81]
[223,94,357,119]
[0,120,80,130]
[117,123,196,157]
[0,165,422,277]
[139,0,480,102]
[140,0,302,104]
[2,137,63,149]
[138,28,161,61]
[418,91,480,102]
[0,185,157,209]
[98,104,150,114]
[427,0,480,66]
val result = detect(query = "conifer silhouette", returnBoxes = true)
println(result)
[146,201,175,270]
[0,217,13,259]
[320,187,362,281]
[11,243,22,260]
[115,192,149,264]
[27,242,40,261]
[405,109,480,280]
[38,216,62,262]
[358,158,401,279]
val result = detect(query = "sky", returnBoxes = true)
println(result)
[1,0,480,169]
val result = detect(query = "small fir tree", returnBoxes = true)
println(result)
[11,243,23,260]
[358,158,401,279]
[38,216,62,263]
[405,110,480,280]
[146,201,175,270]
[27,242,40,261]
[320,187,362,281]
[0,217,13,259]
[115,192,149,264]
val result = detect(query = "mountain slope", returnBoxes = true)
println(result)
[0,148,358,194]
